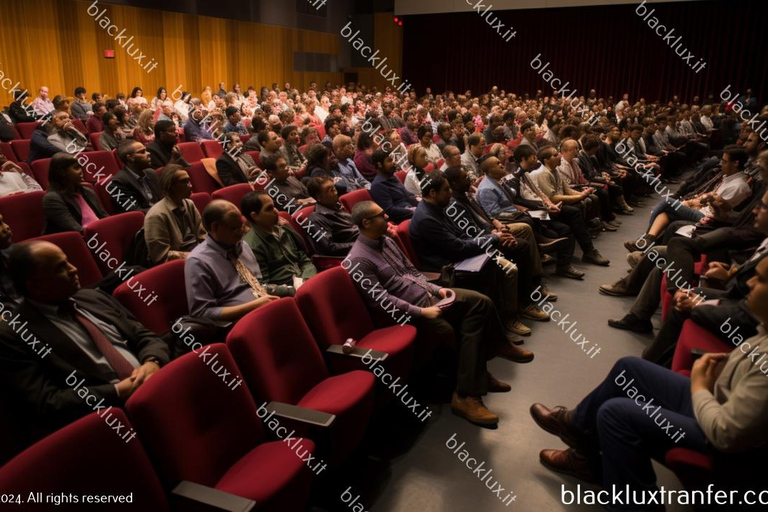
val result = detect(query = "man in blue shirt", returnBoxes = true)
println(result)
[370,149,418,223]
[332,135,369,191]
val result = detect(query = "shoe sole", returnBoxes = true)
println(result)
[506,327,532,336]
[607,320,652,333]
[451,406,499,426]
[520,312,550,322]
[598,287,630,297]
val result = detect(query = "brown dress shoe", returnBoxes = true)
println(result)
[487,372,511,392]
[451,393,499,426]
[505,319,532,336]
[496,342,534,363]
[598,278,633,297]
[520,304,550,321]
[539,448,600,485]
[529,404,584,449]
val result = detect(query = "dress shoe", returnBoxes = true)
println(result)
[608,313,653,333]
[451,393,499,426]
[506,331,525,345]
[496,342,534,363]
[538,236,569,252]
[539,285,557,302]
[624,233,655,253]
[540,253,557,266]
[627,251,644,268]
[529,403,584,449]
[582,250,610,266]
[555,265,585,280]
[539,448,601,485]
[505,319,531,336]
[598,278,633,297]
[601,221,618,232]
[487,372,511,393]
[587,218,602,229]
[627,198,643,207]
[520,304,550,321]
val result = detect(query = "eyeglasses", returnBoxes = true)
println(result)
[365,211,386,221]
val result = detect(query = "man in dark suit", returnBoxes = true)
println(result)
[0,241,169,431]
[111,141,162,214]
[216,133,259,186]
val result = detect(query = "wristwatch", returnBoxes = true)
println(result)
[143,357,163,368]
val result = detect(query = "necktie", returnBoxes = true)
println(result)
[63,303,135,379]
[227,247,268,298]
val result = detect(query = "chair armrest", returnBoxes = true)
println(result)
[172,481,256,512]
[421,271,441,281]
[326,345,389,362]
[266,401,335,427]
[311,255,345,270]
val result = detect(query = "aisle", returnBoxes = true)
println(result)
[370,192,693,512]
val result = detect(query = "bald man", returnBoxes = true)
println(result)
[332,134,370,191]
[0,241,169,431]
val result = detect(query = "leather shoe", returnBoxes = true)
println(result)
[539,448,600,485]
[555,265,585,280]
[582,250,610,266]
[598,278,633,297]
[487,373,511,393]
[520,304,550,321]
[539,285,557,302]
[538,236,569,252]
[496,342,534,363]
[540,253,557,266]
[505,319,531,336]
[451,393,499,426]
[608,313,653,333]
[627,251,644,268]
[529,404,584,449]
[601,221,618,232]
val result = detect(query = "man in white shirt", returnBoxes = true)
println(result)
[0,156,42,197]
[31,87,55,117]
[315,95,331,123]
[461,133,486,180]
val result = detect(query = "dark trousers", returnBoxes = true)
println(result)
[573,357,709,509]
[539,219,575,268]
[417,288,502,396]
[550,204,594,255]
[501,238,535,306]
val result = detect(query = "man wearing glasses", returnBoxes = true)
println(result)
[306,176,360,257]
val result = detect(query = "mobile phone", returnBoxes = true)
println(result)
[691,348,710,362]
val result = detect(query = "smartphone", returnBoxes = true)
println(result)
[691,348,709,362]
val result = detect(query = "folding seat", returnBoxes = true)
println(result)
[177,130,186,143]
[71,118,88,134]
[671,319,734,377]
[113,259,187,336]
[436,158,445,168]
[15,122,38,139]
[88,131,103,150]
[395,170,407,184]
[295,266,416,380]
[0,141,17,162]
[94,178,116,215]
[212,184,254,209]
[240,134,251,145]
[190,191,212,214]
[293,166,307,181]
[178,142,206,164]
[202,140,224,159]
[9,125,21,140]
[227,298,376,465]
[392,219,422,269]
[292,206,343,271]
[83,211,145,275]
[188,161,222,194]
[0,190,45,242]
[30,232,103,287]
[11,139,30,162]
[80,150,120,183]
[30,158,50,189]
[126,344,316,511]
[245,150,261,164]
[339,188,372,213]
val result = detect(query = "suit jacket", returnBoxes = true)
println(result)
[110,167,162,214]
[144,197,207,264]
[216,152,253,186]
[0,289,170,430]
[43,187,109,234]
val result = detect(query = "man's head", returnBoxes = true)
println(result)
[559,138,579,161]
[38,87,49,100]
[159,164,192,201]
[242,191,279,232]
[513,144,537,171]
[521,121,536,142]
[538,146,561,170]
[103,112,119,133]
[307,176,339,208]
[479,155,507,181]
[225,107,241,124]
[333,134,355,160]
[372,149,395,176]
[444,166,471,195]
[629,124,643,141]
[118,141,151,171]
[262,154,290,183]
[721,145,749,175]
[258,131,281,152]
[746,255,768,323]
[468,133,486,157]
[442,144,461,168]
[581,135,600,156]
[421,170,451,207]
[281,125,300,146]
[744,131,766,158]
[74,87,86,100]
[155,119,178,145]
[0,213,12,250]
[9,241,80,303]
[352,200,389,238]
[324,116,341,139]
[202,200,246,246]
[49,110,71,132]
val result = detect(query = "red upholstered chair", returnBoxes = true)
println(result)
[394,170,407,184]
[188,161,221,194]
[30,232,103,287]
[212,184,254,209]
[227,298,376,465]
[240,134,251,145]
[94,179,116,215]
[299,144,308,155]
[88,131,103,150]
[177,142,206,164]
[80,150,120,183]
[245,150,261,164]
[126,345,316,511]
[292,206,344,270]
[0,142,18,162]
[112,148,125,168]
[0,190,45,242]
[83,211,145,275]
[295,266,416,380]
[671,319,734,377]
[15,122,38,139]
[113,259,187,336]
[71,119,88,135]
[11,139,30,162]
[339,188,373,213]
[293,166,307,181]
[663,448,714,491]
[436,158,445,168]
[8,125,21,140]
[30,158,50,189]
[201,140,224,159]
[392,219,422,269]
[315,124,326,140]
[190,192,212,214]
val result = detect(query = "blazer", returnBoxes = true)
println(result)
[144,197,207,264]
[109,168,162,214]
[43,187,109,234]
[216,152,255,186]
[0,289,170,430]
[146,141,191,169]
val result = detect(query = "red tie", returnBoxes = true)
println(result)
[66,305,136,380]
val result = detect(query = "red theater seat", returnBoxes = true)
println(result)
[94,179,116,215]
[80,150,120,183]
[0,190,45,242]
[83,211,145,275]
[30,158,50,189]
[202,140,224,159]
[245,150,261,164]
[113,259,187,336]
[190,192,212,214]
[112,148,125,168]
[212,184,253,208]
[30,232,103,288]
[177,142,205,164]
[227,298,376,465]
[188,161,221,194]
[339,188,372,213]
[88,131,103,150]
[395,170,407,184]
[671,319,734,376]
[126,345,316,511]
[11,139,30,162]
[292,206,344,270]
[71,119,88,135]
[0,142,18,162]
[15,122,39,139]
[393,219,421,269]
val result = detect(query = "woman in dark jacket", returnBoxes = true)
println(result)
[43,153,109,234]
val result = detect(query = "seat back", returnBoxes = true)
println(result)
[394,170,407,184]
[188,161,221,194]
[30,158,50,189]
[94,178,116,215]
[0,411,169,510]
[339,188,372,213]
[83,212,145,275]
[190,192,212,214]
[295,266,375,349]
[15,122,39,139]
[178,142,205,164]
[112,148,125,168]
[0,190,45,242]
[11,139,30,162]
[245,150,260,164]
[201,140,224,159]
[126,345,264,489]
[80,150,120,183]
[0,141,18,162]
[227,298,328,405]
[113,259,187,335]
[394,219,420,268]
[211,184,253,209]
[292,205,315,253]
[71,118,88,134]
[88,131,103,151]
[30,232,103,287]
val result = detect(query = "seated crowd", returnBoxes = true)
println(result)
[1,80,768,509]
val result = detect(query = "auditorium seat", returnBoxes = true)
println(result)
[94,179,116,215]
[112,148,125,168]
[201,140,224,159]
[671,319,734,377]
[395,170,407,184]
[0,141,18,162]
[83,211,145,275]
[188,161,221,194]
[292,206,344,271]
[71,118,88,135]
[663,448,714,491]
[190,192,212,214]
[15,122,38,139]
[81,150,120,183]
[11,139,30,162]
[30,158,50,189]
[245,150,261,164]
[227,298,376,465]
[113,259,187,336]
[240,134,251,145]
[339,188,372,213]
[178,142,205,164]
[436,158,445,168]
[0,190,45,242]
[126,344,316,512]
[30,232,103,287]
[299,144,308,155]
[88,131,103,150]
[212,184,253,209]
[315,124,326,140]
[392,219,421,269]
[295,266,416,381]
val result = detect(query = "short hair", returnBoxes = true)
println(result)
[537,146,558,162]
[417,125,432,140]
[91,92,101,102]
[560,138,579,152]
[582,135,601,151]
[48,153,81,191]
[8,242,40,296]
[307,176,332,199]
[503,111,515,122]
[351,200,378,227]
[241,191,271,219]
[513,144,536,163]
[467,133,483,148]
[444,166,465,184]
[521,121,535,132]
[225,106,239,118]
[629,124,644,132]
[281,124,298,140]
[92,102,105,112]
[159,164,186,197]
[442,144,460,158]
[154,119,176,139]
[724,145,749,170]
[201,199,236,232]
[257,131,273,147]
[421,170,446,197]
[74,87,86,96]
[102,112,116,126]
[117,140,143,164]
[105,99,119,111]
[305,143,329,168]
[324,115,340,134]
[371,149,389,168]
[261,153,285,172]
[300,126,318,144]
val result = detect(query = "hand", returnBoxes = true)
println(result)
[704,265,729,281]
[253,295,279,309]
[297,197,316,206]
[129,361,161,393]
[674,290,704,313]
[691,353,729,394]
[277,216,289,226]
[421,306,443,319]
[438,288,450,298]
[172,144,182,158]
[386,222,398,238]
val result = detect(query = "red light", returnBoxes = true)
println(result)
[104,49,115,58]
[398,21,403,26]
[394,17,399,22]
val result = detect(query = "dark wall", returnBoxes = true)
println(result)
[401,0,768,103]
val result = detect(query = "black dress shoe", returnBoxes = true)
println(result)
[607,313,653,333]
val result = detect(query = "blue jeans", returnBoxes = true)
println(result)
[573,357,709,509]
[647,200,704,231]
